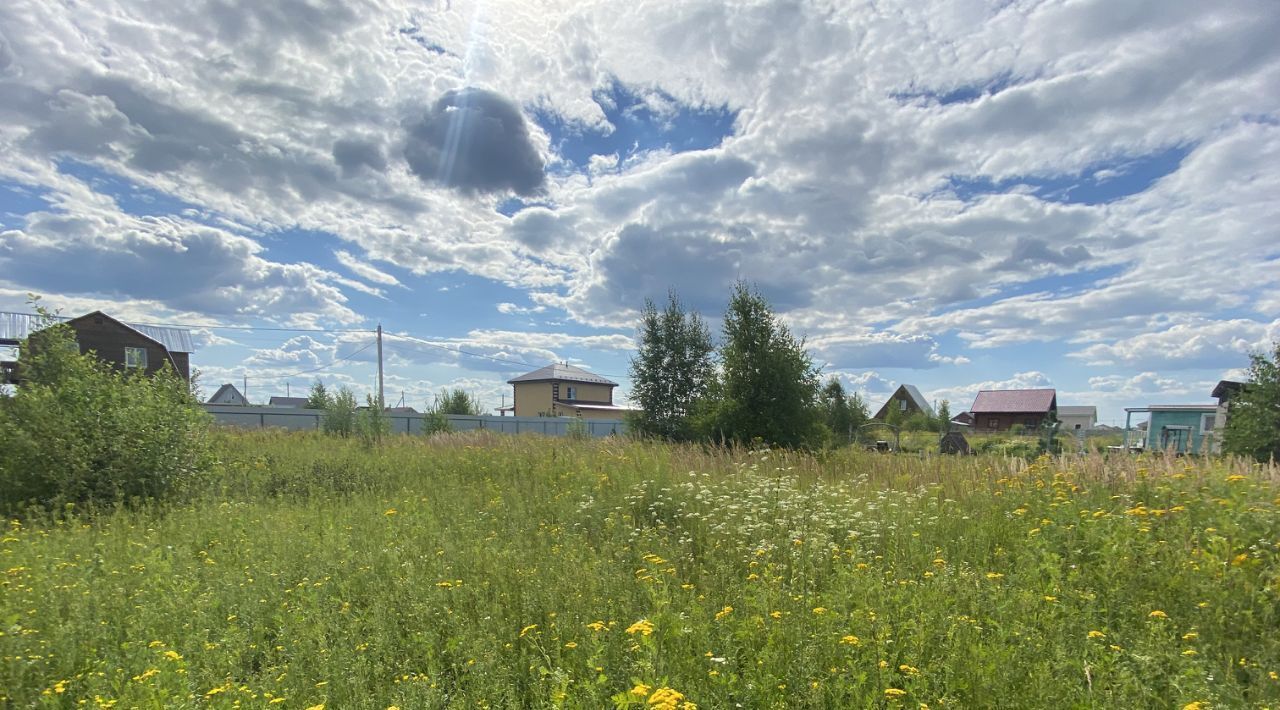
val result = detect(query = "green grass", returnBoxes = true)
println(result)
[2,432,1278,708]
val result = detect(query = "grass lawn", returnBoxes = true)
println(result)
[2,432,1278,708]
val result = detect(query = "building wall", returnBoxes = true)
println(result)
[25,316,189,381]
[512,381,615,417]
[1058,413,1096,431]
[1146,410,1216,454]
[874,389,927,420]
[972,412,1052,432]
[565,405,629,420]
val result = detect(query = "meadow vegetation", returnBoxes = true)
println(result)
[2,432,1278,708]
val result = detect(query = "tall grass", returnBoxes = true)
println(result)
[2,432,1277,708]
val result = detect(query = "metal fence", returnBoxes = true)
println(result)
[201,404,628,438]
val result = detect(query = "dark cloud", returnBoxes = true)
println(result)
[403,88,545,196]
[333,137,387,177]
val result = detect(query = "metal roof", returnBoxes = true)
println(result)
[0,311,194,353]
[1058,406,1097,416]
[508,363,617,386]
[970,389,1057,414]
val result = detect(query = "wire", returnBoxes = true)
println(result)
[249,341,377,380]
[0,310,373,334]
[385,333,537,369]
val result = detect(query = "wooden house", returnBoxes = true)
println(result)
[1,310,192,384]
[968,389,1057,432]
[873,384,933,421]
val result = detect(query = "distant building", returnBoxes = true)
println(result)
[1208,380,1246,454]
[873,384,933,421]
[268,396,310,408]
[950,411,976,428]
[208,383,249,405]
[1124,404,1218,455]
[1057,406,1098,431]
[968,389,1058,432]
[501,363,631,419]
[1,310,192,384]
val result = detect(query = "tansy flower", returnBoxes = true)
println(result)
[770,611,782,619]
[1149,610,1168,619]
[647,686,688,709]
[1182,649,1197,657]
[519,624,538,638]
[812,607,828,615]
[840,635,860,646]
[1181,702,1207,710]
[384,508,396,516]
[564,642,577,649]
[162,650,182,661]
[884,688,907,699]
[586,621,607,632]
[986,572,1004,580]
[630,683,652,697]
[1088,630,1106,639]
[1043,596,1057,603]
[1182,632,1198,641]
[626,619,655,636]
[715,606,733,621]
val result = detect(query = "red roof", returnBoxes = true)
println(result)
[970,389,1056,414]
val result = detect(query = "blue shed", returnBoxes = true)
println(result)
[1123,405,1219,454]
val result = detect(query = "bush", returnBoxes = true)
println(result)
[323,387,358,436]
[0,320,211,513]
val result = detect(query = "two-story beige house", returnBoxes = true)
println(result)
[500,363,630,419]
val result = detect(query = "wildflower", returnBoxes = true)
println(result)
[1088,630,1106,640]
[162,650,182,661]
[626,619,655,636]
[647,686,689,709]
[1225,474,1247,483]
[630,683,652,697]
[384,508,396,516]
[564,641,577,649]
[1182,632,1198,641]
[770,611,782,619]
[1269,671,1278,680]
[879,660,889,668]
[715,606,733,621]
[1182,703,1207,710]
[985,572,1004,580]
[1182,649,1197,657]
[899,664,919,675]
[840,635,860,646]
[932,558,945,566]
[519,624,538,638]
[1043,596,1057,603]
[1148,610,1168,619]
[884,688,907,699]
[812,607,828,615]
[305,705,325,710]
[586,621,607,632]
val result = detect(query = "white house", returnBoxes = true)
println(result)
[1057,405,1097,431]
[207,383,249,406]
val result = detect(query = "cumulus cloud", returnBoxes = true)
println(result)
[1070,318,1280,370]
[403,88,546,196]
[812,331,968,370]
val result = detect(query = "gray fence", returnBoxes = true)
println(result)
[201,404,628,438]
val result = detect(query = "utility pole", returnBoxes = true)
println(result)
[243,375,248,403]
[376,323,385,410]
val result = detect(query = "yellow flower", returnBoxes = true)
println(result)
[586,621,607,632]
[626,619,655,636]
[1225,474,1247,483]
[162,650,182,661]
[812,607,828,615]
[770,611,782,619]
[899,664,919,675]
[1181,702,1207,710]
[647,686,688,709]
[840,634,860,646]
[1182,632,1198,641]
[1043,596,1057,603]
[630,683,652,697]
[384,508,396,516]
[1268,671,1278,680]
[715,606,733,621]
[519,624,538,638]
[1148,610,1168,619]
[884,688,907,699]
[305,705,325,710]
[1182,649,1197,657]
[564,641,577,649]
[985,572,1004,580]
[1087,630,1106,639]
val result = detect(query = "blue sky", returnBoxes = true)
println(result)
[1,0,1278,424]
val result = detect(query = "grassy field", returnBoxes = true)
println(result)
[2,432,1278,708]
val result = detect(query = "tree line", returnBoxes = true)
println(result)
[628,283,875,449]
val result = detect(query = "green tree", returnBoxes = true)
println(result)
[430,387,484,416]
[628,292,715,440]
[820,377,856,446]
[305,379,332,410]
[936,399,952,432]
[356,393,390,447]
[323,386,359,436]
[700,283,823,449]
[0,311,211,511]
[1224,341,1280,462]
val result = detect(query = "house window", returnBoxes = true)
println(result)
[899,399,907,411]
[987,418,999,429]
[1200,413,1216,434]
[1074,424,1082,430]
[566,386,577,400]
[124,347,148,369]
[1025,418,1037,428]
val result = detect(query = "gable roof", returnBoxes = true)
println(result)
[0,310,193,353]
[873,384,934,419]
[970,389,1057,414]
[1211,380,1245,399]
[268,396,309,407]
[207,383,246,404]
[1058,406,1097,417]
[508,363,617,386]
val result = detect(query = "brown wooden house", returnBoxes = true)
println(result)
[1,310,192,384]
[968,388,1057,432]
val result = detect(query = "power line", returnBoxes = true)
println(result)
[0,310,373,334]
[249,341,377,380]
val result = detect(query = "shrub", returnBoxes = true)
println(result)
[0,319,211,512]
[323,387,358,436]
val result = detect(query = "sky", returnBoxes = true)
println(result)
[1,0,1278,424]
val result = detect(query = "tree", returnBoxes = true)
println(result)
[701,283,823,449]
[430,388,484,415]
[323,386,359,436]
[936,399,952,433]
[305,379,332,410]
[1224,341,1280,462]
[629,292,715,440]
